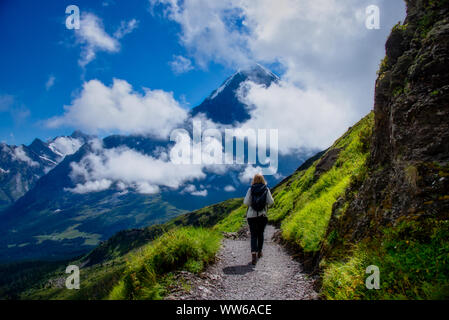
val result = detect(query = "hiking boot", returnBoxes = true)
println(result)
[258,251,263,258]
[251,253,257,265]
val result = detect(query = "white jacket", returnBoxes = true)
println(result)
[243,187,274,218]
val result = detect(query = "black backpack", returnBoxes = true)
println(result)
[250,183,268,213]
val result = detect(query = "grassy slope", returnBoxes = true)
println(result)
[268,113,373,253]
[108,227,221,300]
[18,198,243,300]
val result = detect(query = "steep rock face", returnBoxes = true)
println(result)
[324,0,449,249]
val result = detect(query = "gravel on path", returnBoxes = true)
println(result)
[166,225,318,300]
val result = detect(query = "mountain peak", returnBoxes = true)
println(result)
[70,130,92,141]
[208,64,278,101]
[191,64,278,124]
[29,138,47,149]
[238,63,280,81]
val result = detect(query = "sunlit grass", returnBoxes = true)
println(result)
[213,205,247,233]
[282,175,351,252]
[269,113,374,253]
[108,227,221,300]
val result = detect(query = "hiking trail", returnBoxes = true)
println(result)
[166,225,318,300]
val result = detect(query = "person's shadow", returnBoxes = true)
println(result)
[222,263,255,275]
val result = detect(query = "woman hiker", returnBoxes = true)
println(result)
[243,173,274,265]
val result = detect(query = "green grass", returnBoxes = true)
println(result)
[108,227,221,300]
[282,175,351,252]
[269,113,374,253]
[321,219,449,300]
[213,205,247,233]
[166,198,243,229]
[320,246,368,300]
[269,165,315,223]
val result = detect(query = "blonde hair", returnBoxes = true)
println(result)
[252,173,266,185]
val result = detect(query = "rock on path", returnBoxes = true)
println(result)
[166,225,318,300]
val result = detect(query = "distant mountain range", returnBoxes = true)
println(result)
[0,131,91,210]
[0,65,311,262]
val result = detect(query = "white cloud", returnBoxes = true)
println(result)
[151,0,371,68]
[68,179,112,194]
[238,164,280,183]
[151,0,406,152]
[64,132,257,195]
[76,13,119,67]
[239,165,262,183]
[47,78,188,139]
[191,189,207,196]
[45,75,56,91]
[150,0,251,68]
[67,141,206,195]
[237,80,353,154]
[12,146,39,167]
[182,184,208,196]
[224,185,236,192]
[75,13,138,67]
[183,184,196,193]
[114,19,139,39]
[170,55,194,74]
[135,181,160,194]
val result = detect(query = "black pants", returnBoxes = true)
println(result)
[247,216,268,253]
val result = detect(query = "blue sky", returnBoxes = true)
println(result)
[0,0,232,145]
[0,0,406,148]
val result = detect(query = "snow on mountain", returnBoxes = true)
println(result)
[0,131,91,205]
[209,71,237,100]
[0,167,9,174]
[49,136,84,158]
[191,64,279,124]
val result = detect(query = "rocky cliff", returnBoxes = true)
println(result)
[320,0,449,299]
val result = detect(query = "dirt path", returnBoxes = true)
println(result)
[166,225,318,300]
